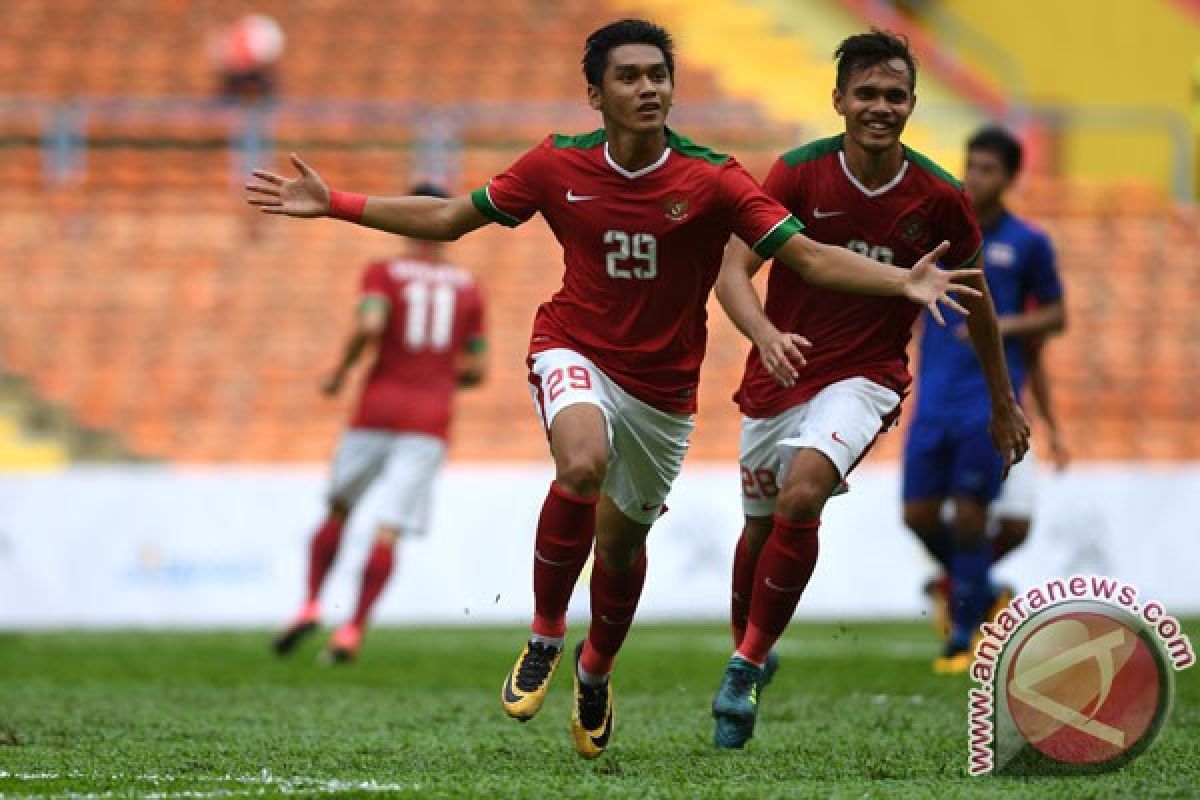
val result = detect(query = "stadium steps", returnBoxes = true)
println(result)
[0,371,137,466]
[610,0,986,170]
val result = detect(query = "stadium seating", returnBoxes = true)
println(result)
[0,0,1195,464]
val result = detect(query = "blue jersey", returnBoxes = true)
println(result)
[913,210,1062,423]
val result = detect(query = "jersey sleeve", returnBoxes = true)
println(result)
[761,156,802,211]
[459,284,486,352]
[469,138,550,228]
[359,262,391,306]
[720,159,805,260]
[1024,229,1064,304]
[937,188,984,269]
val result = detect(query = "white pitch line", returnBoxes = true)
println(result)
[0,771,419,799]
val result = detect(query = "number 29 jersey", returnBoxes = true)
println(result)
[472,129,802,415]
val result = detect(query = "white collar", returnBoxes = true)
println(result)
[605,142,671,180]
[838,150,908,197]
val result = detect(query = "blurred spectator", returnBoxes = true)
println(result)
[209,13,285,105]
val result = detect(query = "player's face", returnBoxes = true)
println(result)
[833,59,915,154]
[588,44,673,134]
[965,149,1011,209]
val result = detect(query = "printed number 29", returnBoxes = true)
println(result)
[605,230,657,280]
[546,366,592,402]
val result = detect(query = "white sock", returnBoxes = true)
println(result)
[577,661,608,687]
[530,633,565,651]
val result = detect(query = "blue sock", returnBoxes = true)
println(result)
[948,544,993,651]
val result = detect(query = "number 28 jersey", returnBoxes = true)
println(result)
[351,259,484,439]
[472,129,802,415]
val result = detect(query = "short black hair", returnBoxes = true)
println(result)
[834,29,917,92]
[409,181,449,199]
[967,126,1023,178]
[582,18,675,87]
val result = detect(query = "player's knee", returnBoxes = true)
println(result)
[775,479,829,522]
[742,517,773,554]
[329,499,351,520]
[555,453,607,497]
[903,506,940,539]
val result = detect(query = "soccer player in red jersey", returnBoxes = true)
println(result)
[246,19,979,757]
[711,31,1031,747]
[272,183,486,664]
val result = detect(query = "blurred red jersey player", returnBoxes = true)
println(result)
[246,18,976,758]
[273,183,486,663]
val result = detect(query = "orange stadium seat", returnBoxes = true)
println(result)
[0,1,1196,463]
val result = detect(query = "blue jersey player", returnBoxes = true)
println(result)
[902,126,1066,672]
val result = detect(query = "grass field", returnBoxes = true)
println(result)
[1,622,1196,799]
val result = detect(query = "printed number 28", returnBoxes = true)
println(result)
[605,230,657,280]
[546,366,592,402]
[741,466,779,499]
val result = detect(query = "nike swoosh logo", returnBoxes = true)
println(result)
[764,576,808,593]
[640,502,660,512]
[599,613,634,626]
[831,431,849,448]
[566,190,599,203]
[812,208,844,218]
[534,549,576,567]
[579,693,613,748]
[502,672,523,705]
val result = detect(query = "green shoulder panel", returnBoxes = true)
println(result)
[666,129,729,165]
[780,134,844,167]
[552,130,607,149]
[903,144,963,190]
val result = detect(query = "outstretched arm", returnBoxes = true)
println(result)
[957,254,1031,476]
[771,233,981,322]
[715,237,809,388]
[246,154,490,241]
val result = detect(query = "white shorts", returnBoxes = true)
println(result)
[991,449,1038,520]
[328,430,446,532]
[528,348,694,525]
[740,376,901,517]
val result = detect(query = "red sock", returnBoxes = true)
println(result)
[306,514,346,603]
[738,516,820,666]
[580,550,648,676]
[350,540,395,628]
[531,482,597,638]
[730,533,758,648]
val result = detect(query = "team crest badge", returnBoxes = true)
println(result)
[663,197,689,221]
[897,212,927,243]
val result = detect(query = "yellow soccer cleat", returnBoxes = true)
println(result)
[501,639,562,721]
[932,647,973,675]
[570,643,613,759]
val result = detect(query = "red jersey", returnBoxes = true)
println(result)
[735,134,982,418]
[471,129,802,414]
[350,258,484,439]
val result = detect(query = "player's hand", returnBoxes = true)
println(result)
[245,153,330,218]
[990,399,1031,479]
[321,370,345,397]
[904,241,983,326]
[1048,431,1071,471]
[753,327,811,388]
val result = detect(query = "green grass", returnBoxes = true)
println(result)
[0,622,1196,799]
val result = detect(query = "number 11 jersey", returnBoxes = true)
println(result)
[472,129,802,414]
